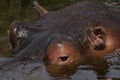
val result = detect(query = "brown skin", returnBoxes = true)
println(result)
[1,1,120,68]
[46,41,82,65]
[8,21,83,65]
[86,24,120,56]
[8,21,44,54]
[85,24,120,75]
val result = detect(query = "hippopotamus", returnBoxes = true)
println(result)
[1,0,120,67]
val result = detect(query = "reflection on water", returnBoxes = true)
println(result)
[46,61,80,77]
[46,64,97,80]
[45,64,120,80]
[0,53,120,80]
[44,49,120,80]
[44,63,120,80]
[0,0,120,80]
[0,59,120,80]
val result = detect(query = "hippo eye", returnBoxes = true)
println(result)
[58,56,69,62]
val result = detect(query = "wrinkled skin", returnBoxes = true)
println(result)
[1,1,120,67]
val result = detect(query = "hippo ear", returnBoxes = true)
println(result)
[86,26,106,51]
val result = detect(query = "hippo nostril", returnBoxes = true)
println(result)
[58,56,69,62]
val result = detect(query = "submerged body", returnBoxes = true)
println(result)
[1,0,120,66]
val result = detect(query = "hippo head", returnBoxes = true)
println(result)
[45,35,83,65]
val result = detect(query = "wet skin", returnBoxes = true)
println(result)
[46,41,81,65]
[0,1,120,67]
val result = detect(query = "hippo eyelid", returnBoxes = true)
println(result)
[58,56,69,62]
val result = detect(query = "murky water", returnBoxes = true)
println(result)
[44,51,120,80]
[0,56,120,80]
[0,0,120,80]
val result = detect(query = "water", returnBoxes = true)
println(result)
[39,56,120,80]
[0,0,120,80]
[0,52,120,80]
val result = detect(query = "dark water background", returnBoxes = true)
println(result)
[0,0,120,80]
